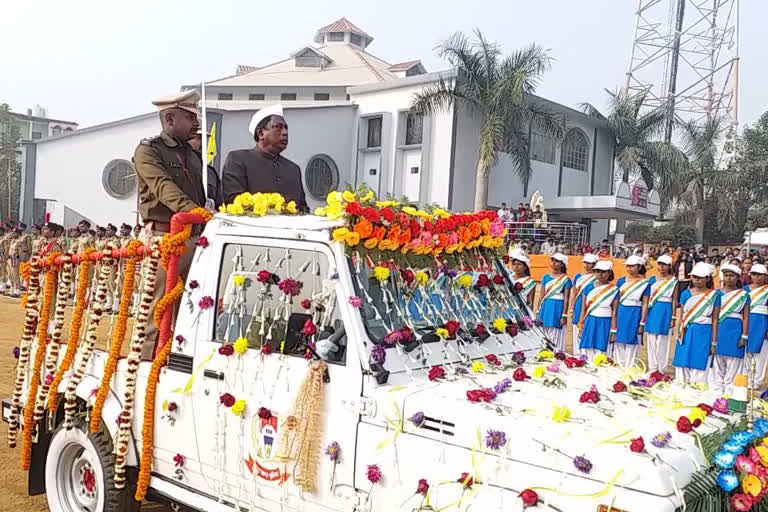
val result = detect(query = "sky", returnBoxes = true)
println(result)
[2,0,765,129]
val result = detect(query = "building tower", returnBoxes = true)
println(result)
[624,0,740,142]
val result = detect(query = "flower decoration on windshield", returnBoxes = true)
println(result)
[494,378,512,394]
[302,319,318,336]
[492,318,507,333]
[257,270,276,284]
[435,328,450,340]
[519,489,538,509]
[218,344,234,356]
[457,274,473,288]
[629,437,646,453]
[348,296,363,308]
[232,399,247,418]
[507,323,519,337]
[410,412,426,428]
[371,345,386,364]
[512,351,526,365]
[485,354,501,366]
[428,365,446,381]
[471,361,486,373]
[492,274,505,285]
[233,337,248,354]
[195,236,209,248]
[414,271,429,286]
[485,429,507,451]
[475,274,491,288]
[373,266,390,283]
[278,278,302,296]
[444,320,460,339]
[466,389,496,403]
[198,296,214,310]
[232,275,246,287]
[513,368,531,381]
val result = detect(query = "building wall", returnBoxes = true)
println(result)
[218,105,356,210]
[33,114,159,226]
[206,86,348,104]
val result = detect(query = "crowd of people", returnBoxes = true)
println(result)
[507,246,768,394]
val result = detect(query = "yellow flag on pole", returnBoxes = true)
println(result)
[207,122,217,164]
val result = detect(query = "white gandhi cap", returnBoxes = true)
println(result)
[751,264,768,275]
[594,260,613,271]
[657,254,673,265]
[690,261,714,277]
[248,104,285,136]
[582,253,599,264]
[721,263,742,275]
[625,255,644,266]
[552,253,568,265]
[509,248,530,265]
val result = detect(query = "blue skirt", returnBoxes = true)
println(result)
[538,298,564,328]
[573,294,584,324]
[579,316,611,352]
[616,304,642,345]
[672,323,712,370]
[748,313,768,353]
[716,317,745,358]
[646,302,673,334]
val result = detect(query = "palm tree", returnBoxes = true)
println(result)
[580,89,686,202]
[410,30,565,210]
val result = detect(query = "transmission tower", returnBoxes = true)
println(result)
[624,0,740,142]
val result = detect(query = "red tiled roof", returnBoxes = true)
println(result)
[388,60,421,72]
[316,17,371,38]
[236,65,259,75]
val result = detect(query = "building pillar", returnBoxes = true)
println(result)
[614,218,627,247]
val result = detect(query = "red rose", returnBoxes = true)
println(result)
[396,212,409,226]
[218,344,234,356]
[467,389,496,402]
[629,437,645,453]
[612,381,627,393]
[257,270,272,283]
[555,351,566,361]
[257,407,272,419]
[167,401,178,412]
[513,368,530,381]
[301,298,312,310]
[380,208,396,223]
[345,201,364,216]
[445,320,460,338]
[401,269,415,284]
[362,207,380,223]
[416,478,429,496]
[474,323,487,336]
[302,319,317,336]
[564,357,577,368]
[219,393,235,407]
[677,416,693,433]
[195,236,209,248]
[519,489,538,508]
[697,403,713,416]
[692,418,702,428]
[400,326,414,343]
[574,359,586,368]
[410,219,421,237]
[428,366,446,381]
[260,344,273,355]
[507,323,519,337]
[485,354,501,366]
[514,282,523,292]
[579,391,599,404]
[457,472,474,489]
[424,221,435,232]
[649,370,665,382]
[476,274,491,287]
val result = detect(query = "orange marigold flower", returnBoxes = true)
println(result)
[398,229,412,246]
[353,219,374,239]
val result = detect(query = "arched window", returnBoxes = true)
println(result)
[102,159,137,199]
[561,129,589,171]
[305,154,339,199]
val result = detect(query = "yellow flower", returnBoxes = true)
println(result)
[433,208,450,219]
[332,227,350,242]
[327,190,343,205]
[532,366,546,378]
[273,202,283,213]
[744,473,762,497]
[472,361,485,373]
[360,190,375,202]
[593,354,608,366]
[402,206,417,215]
[286,201,298,214]
[234,192,254,207]
[162,399,169,412]
[757,445,768,465]
[232,275,246,287]
[457,274,473,288]
[232,399,247,417]
[342,190,356,203]
[552,405,571,423]
[218,204,227,213]
[325,203,344,221]
[688,408,706,424]
[373,266,390,282]
[345,232,360,247]
[375,200,399,208]
[492,318,507,332]
[314,206,327,216]
[538,350,554,361]
[414,271,428,286]
[226,203,245,216]
[252,203,268,216]
[234,337,248,354]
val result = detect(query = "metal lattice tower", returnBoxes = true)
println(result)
[624,0,740,142]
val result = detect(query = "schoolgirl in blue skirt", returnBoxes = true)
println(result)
[613,255,650,367]
[673,262,720,384]
[537,253,572,352]
[645,254,678,373]
[578,260,618,359]
[571,253,599,354]
[710,263,749,394]
[746,263,768,385]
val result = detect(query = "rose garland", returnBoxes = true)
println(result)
[33,253,73,424]
[90,240,141,434]
[63,248,115,429]
[7,260,42,449]
[20,253,60,469]
[114,242,159,490]
[47,248,95,413]
[136,206,212,501]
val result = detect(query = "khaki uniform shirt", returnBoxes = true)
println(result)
[119,235,133,249]
[0,234,9,261]
[9,237,23,264]
[38,238,65,258]
[19,235,32,261]
[31,236,43,256]
[72,234,95,254]
[134,131,206,224]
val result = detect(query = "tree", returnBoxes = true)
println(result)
[0,104,21,221]
[580,89,686,204]
[410,30,565,210]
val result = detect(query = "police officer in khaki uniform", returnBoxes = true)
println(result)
[94,225,108,250]
[31,223,43,256]
[134,89,205,356]
[7,227,24,297]
[0,225,8,294]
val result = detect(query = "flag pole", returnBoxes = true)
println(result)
[201,80,211,209]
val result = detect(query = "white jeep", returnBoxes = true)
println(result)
[4,213,727,512]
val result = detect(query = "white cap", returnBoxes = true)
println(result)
[690,261,714,278]
[248,104,284,136]
[509,248,530,265]
[582,253,599,264]
[625,255,644,266]
[594,260,613,271]
[721,263,742,276]
[751,264,768,275]
[657,254,673,265]
[552,253,568,265]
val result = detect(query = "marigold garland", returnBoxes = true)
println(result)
[33,253,73,424]
[136,207,210,501]
[8,260,42,448]
[114,242,159,489]
[47,249,95,413]
[90,240,140,434]
[63,248,115,429]
[20,252,60,469]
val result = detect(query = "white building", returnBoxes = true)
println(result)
[22,18,658,243]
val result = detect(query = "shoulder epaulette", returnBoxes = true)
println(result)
[139,136,161,147]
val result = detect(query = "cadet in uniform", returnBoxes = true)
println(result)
[94,225,108,250]
[31,223,43,256]
[106,223,118,245]
[0,225,7,294]
[134,89,205,356]
[7,227,25,297]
